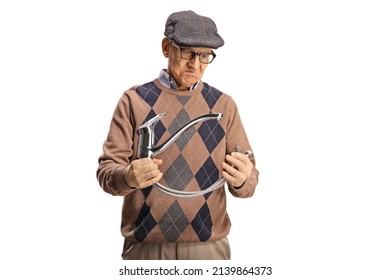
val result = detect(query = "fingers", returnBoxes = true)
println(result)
[222,152,253,187]
[135,158,162,167]
[225,153,252,171]
[141,171,163,188]
[222,165,246,187]
[152,158,163,166]
[124,158,163,189]
[222,171,244,187]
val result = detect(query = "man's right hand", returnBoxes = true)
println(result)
[124,158,163,189]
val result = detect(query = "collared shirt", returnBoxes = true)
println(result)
[158,69,199,91]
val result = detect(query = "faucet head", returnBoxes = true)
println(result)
[137,113,166,158]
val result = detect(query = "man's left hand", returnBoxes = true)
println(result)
[222,152,253,188]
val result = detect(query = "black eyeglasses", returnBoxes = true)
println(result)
[171,41,216,64]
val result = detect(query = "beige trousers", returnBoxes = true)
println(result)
[122,237,231,260]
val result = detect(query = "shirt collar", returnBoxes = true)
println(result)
[158,69,199,91]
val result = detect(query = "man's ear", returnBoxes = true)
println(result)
[162,38,170,58]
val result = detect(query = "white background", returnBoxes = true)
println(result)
[1,0,389,279]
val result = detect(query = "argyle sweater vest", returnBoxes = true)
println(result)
[97,78,258,243]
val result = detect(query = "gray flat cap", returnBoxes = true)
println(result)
[164,10,224,49]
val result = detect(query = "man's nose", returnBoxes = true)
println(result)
[188,55,201,67]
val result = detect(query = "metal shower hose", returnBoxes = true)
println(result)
[153,147,252,198]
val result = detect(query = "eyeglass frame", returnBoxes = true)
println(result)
[170,41,217,64]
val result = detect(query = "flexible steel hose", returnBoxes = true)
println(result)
[153,150,252,198]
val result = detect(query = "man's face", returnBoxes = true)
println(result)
[163,39,211,90]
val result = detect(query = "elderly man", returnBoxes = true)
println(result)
[97,10,259,260]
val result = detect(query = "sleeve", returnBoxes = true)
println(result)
[96,92,136,196]
[224,96,259,198]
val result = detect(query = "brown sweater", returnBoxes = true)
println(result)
[97,78,259,243]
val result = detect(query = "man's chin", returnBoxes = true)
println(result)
[182,77,199,86]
